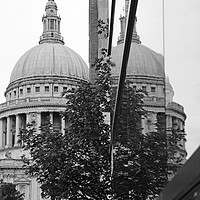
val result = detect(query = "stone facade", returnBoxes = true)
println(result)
[0,97,70,199]
[0,0,88,199]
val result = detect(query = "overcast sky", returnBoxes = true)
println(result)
[0,0,199,158]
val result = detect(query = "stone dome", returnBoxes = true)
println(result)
[111,42,164,79]
[9,43,89,84]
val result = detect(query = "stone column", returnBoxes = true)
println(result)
[61,118,65,135]
[37,112,41,133]
[6,116,11,148]
[166,115,172,130]
[9,175,14,183]
[15,114,20,146]
[0,118,3,148]
[26,113,30,125]
[151,113,157,132]
[2,119,6,148]
[141,117,146,134]
[50,112,54,128]
[54,19,56,31]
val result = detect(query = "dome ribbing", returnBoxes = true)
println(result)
[111,42,164,78]
[9,43,88,84]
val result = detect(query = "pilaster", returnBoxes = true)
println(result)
[166,115,172,130]
[15,114,20,146]
[6,116,11,148]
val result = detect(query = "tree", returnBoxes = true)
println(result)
[111,84,152,199]
[112,89,185,199]
[98,19,109,38]
[0,182,24,200]
[94,49,170,199]
[62,82,112,199]
[21,119,69,200]
[167,115,186,176]
[96,20,170,199]
[21,82,112,199]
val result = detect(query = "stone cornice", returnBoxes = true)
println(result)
[0,97,67,116]
[0,103,66,116]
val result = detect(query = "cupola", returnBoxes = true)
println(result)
[39,0,64,44]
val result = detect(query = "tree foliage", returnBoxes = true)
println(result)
[112,89,185,199]
[21,119,68,200]
[21,83,112,199]
[167,115,186,175]
[98,19,109,38]
[110,84,167,200]
[62,82,111,199]
[1,182,24,200]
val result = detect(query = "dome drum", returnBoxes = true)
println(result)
[5,78,80,103]
[7,74,85,92]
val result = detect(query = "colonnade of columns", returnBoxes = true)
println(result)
[166,115,185,132]
[0,111,66,149]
